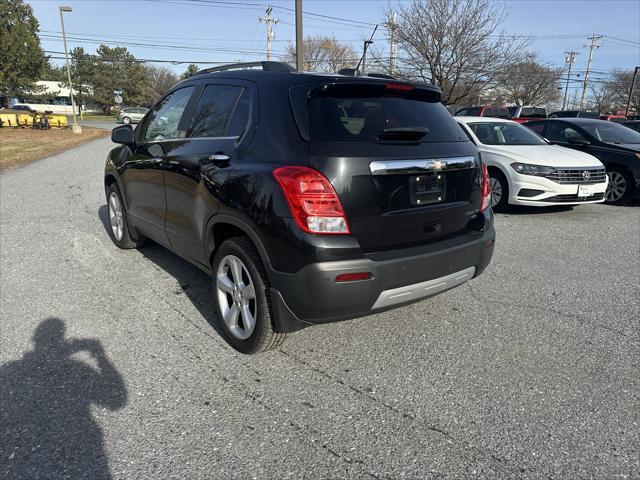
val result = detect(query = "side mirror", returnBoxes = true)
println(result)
[567,136,590,146]
[111,124,135,145]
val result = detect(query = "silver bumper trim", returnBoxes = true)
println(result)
[371,266,476,310]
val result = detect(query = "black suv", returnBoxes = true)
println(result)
[105,62,495,353]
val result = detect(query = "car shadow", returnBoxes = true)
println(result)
[0,318,127,480]
[497,204,575,215]
[98,205,226,340]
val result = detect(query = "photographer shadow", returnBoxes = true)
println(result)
[0,318,127,480]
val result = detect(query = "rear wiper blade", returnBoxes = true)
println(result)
[377,127,429,141]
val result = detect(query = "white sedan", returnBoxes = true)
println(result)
[456,117,608,211]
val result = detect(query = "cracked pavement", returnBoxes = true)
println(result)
[1,137,638,479]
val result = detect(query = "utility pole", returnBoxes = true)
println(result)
[625,66,639,116]
[259,6,279,61]
[562,51,578,110]
[295,0,303,72]
[59,5,81,133]
[388,12,397,76]
[578,34,602,110]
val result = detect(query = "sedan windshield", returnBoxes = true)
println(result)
[468,122,546,146]
[581,122,640,144]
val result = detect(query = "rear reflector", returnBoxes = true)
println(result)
[335,272,372,282]
[273,166,350,235]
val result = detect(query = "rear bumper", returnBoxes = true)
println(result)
[268,226,495,332]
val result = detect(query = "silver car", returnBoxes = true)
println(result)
[116,107,148,124]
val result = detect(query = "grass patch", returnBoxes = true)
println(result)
[0,127,109,171]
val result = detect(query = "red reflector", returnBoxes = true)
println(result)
[385,83,414,91]
[335,272,372,282]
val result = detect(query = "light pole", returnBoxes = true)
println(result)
[59,6,81,133]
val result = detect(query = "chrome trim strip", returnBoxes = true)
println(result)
[369,156,475,175]
[371,266,476,309]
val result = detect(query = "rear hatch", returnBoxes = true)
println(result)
[290,80,484,253]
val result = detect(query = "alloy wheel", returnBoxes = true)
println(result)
[108,192,124,241]
[605,171,626,202]
[216,255,257,340]
[490,176,502,208]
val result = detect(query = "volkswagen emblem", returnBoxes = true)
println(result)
[582,170,591,181]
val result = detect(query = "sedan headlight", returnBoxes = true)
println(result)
[510,163,556,176]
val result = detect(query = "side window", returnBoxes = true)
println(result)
[188,85,243,138]
[458,124,476,144]
[547,123,586,143]
[227,89,251,137]
[143,87,195,142]
[526,123,545,135]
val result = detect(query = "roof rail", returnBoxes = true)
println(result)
[194,61,295,75]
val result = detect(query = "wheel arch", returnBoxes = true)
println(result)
[204,214,273,275]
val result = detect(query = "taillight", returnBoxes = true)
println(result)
[273,166,350,235]
[480,161,491,212]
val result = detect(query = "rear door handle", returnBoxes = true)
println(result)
[209,154,230,162]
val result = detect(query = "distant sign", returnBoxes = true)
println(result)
[114,95,123,104]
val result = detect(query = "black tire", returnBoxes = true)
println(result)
[211,236,286,354]
[605,167,634,204]
[105,183,145,249]
[122,116,131,125]
[488,168,509,212]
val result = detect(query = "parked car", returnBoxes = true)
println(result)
[524,118,640,203]
[621,120,640,132]
[105,61,495,354]
[456,106,511,119]
[548,110,600,119]
[116,107,148,124]
[456,117,607,211]
[507,106,547,123]
[600,114,627,122]
[10,104,36,113]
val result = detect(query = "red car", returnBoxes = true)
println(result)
[600,114,627,122]
[507,106,547,123]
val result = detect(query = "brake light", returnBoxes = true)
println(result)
[385,83,414,92]
[273,166,350,234]
[480,161,491,212]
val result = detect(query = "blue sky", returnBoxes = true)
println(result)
[30,0,640,83]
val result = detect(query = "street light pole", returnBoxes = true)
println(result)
[59,6,81,133]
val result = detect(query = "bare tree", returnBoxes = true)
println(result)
[607,68,640,112]
[283,35,357,72]
[498,54,561,106]
[387,0,528,104]
[146,65,178,105]
[588,81,618,113]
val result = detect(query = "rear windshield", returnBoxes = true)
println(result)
[308,84,466,143]
[520,107,546,118]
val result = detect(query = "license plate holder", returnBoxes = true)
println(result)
[578,185,595,198]
[409,174,446,206]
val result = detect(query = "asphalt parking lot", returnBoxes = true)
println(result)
[1,138,638,479]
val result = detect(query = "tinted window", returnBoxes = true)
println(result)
[188,85,242,138]
[520,107,546,118]
[309,87,466,143]
[457,108,480,116]
[581,122,640,144]
[143,87,195,142]
[226,89,251,137]
[546,123,587,143]
[526,122,545,135]
[508,106,519,117]
[485,108,510,119]
[469,122,546,145]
